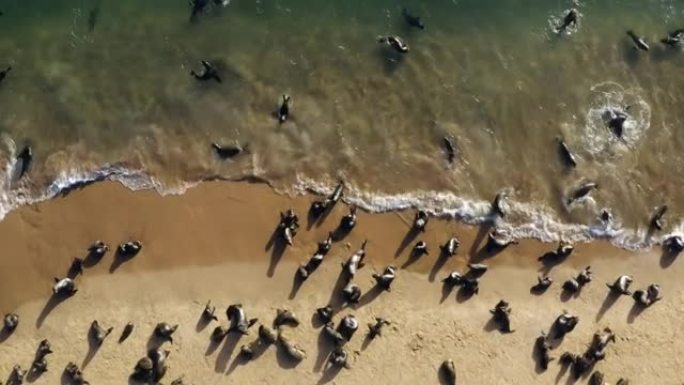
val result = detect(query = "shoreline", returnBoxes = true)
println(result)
[0,180,638,309]
[0,180,681,384]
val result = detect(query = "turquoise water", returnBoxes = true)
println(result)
[0,0,683,246]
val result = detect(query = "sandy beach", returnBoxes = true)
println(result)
[0,181,681,384]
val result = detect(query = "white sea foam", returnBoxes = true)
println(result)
[0,140,670,253]
[294,174,668,251]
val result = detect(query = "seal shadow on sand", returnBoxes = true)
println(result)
[595,290,621,321]
[317,363,343,385]
[288,270,305,300]
[226,338,270,376]
[313,329,335,373]
[265,226,288,278]
[36,293,70,329]
[428,250,450,283]
[659,249,679,269]
[214,332,242,373]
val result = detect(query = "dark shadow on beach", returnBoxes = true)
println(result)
[109,250,137,274]
[395,227,419,258]
[659,249,679,269]
[313,330,334,373]
[627,302,647,324]
[326,269,350,310]
[353,285,384,309]
[266,234,288,278]
[428,252,450,283]
[316,364,343,385]
[440,282,456,304]
[595,290,621,322]
[455,286,476,303]
[468,221,494,258]
[82,249,106,268]
[288,271,305,300]
[36,294,70,329]
[215,332,242,373]
[401,247,426,269]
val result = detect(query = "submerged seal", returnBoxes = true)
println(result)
[627,30,650,51]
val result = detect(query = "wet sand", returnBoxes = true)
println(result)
[0,181,681,384]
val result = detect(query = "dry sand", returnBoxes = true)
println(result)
[0,181,681,384]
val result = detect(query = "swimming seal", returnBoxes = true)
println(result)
[661,29,684,47]
[402,8,425,30]
[211,142,248,159]
[191,60,221,83]
[378,36,409,53]
[627,30,649,51]
[555,8,578,34]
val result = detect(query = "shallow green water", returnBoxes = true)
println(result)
[0,0,683,246]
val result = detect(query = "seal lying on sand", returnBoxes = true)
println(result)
[562,266,592,294]
[413,210,429,232]
[663,234,684,255]
[367,317,390,340]
[64,362,89,385]
[278,333,306,361]
[531,274,553,293]
[53,277,77,296]
[553,311,579,338]
[118,240,142,257]
[372,266,396,291]
[227,304,258,335]
[342,283,362,304]
[278,209,299,246]
[119,322,134,343]
[338,206,358,232]
[440,236,460,257]
[274,309,300,328]
[298,233,333,280]
[328,347,351,369]
[342,241,367,280]
[489,300,514,333]
[90,320,113,346]
[316,306,334,324]
[323,322,346,346]
[535,331,554,370]
[632,284,662,307]
[606,275,633,295]
[484,229,518,253]
[202,301,219,322]
[3,312,18,333]
[440,359,456,385]
[337,314,359,341]
[154,322,178,344]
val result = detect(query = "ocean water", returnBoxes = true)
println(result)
[0,0,684,249]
